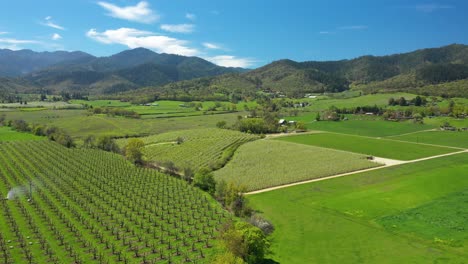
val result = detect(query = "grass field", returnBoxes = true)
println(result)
[285,118,436,137]
[301,93,417,112]
[0,141,227,263]
[0,126,44,141]
[378,190,467,247]
[214,140,378,191]
[390,130,468,148]
[0,101,83,109]
[3,109,245,139]
[249,153,468,263]
[277,133,458,160]
[117,128,259,171]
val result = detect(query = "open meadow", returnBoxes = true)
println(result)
[214,140,379,191]
[2,109,244,139]
[286,117,436,137]
[0,127,44,142]
[249,153,468,263]
[277,132,459,160]
[390,130,468,148]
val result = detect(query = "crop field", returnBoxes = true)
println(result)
[248,153,468,263]
[117,128,259,171]
[0,141,228,263]
[3,110,244,139]
[0,127,44,142]
[285,117,435,137]
[214,140,378,191]
[278,132,457,160]
[390,130,468,148]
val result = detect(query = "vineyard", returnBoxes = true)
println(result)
[118,129,259,171]
[0,141,228,264]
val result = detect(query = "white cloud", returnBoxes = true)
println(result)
[0,38,41,50]
[319,31,334,34]
[160,24,195,34]
[41,16,65,30]
[339,25,368,30]
[186,13,196,20]
[97,1,158,24]
[52,33,62,40]
[0,32,8,35]
[415,4,454,13]
[87,27,199,56]
[205,55,255,68]
[203,42,223,50]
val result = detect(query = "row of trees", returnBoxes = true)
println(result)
[89,107,140,119]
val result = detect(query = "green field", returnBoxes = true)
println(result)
[0,127,45,141]
[286,118,435,137]
[117,128,259,171]
[299,93,417,112]
[214,140,378,191]
[379,190,467,246]
[249,153,468,263]
[391,130,468,148]
[0,141,227,263]
[3,109,245,139]
[278,132,457,160]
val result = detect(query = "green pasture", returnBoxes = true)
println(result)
[286,117,435,137]
[2,109,244,139]
[302,93,417,112]
[214,140,378,191]
[249,153,468,263]
[278,133,457,160]
[390,130,468,148]
[0,126,44,141]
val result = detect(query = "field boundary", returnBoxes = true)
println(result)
[245,149,467,195]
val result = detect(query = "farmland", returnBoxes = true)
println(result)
[248,153,468,263]
[278,132,458,160]
[286,117,435,137]
[0,141,227,263]
[214,140,378,191]
[2,109,244,139]
[390,130,468,148]
[117,128,259,171]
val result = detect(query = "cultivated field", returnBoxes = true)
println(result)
[249,153,468,263]
[214,140,379,191]
[278,132,458,160]
[117,128,259,171]
[0,141,227,263]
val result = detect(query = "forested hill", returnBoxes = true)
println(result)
[124,44,468,100]
[0,48,245,95]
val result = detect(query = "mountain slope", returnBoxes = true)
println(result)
[0,49,95,77]
[11,48,245,94]
[131,44,467,99]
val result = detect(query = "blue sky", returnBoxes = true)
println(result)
[0,0,467,68]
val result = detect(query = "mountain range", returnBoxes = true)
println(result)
[1,44,468,98]
[0,48,245,95]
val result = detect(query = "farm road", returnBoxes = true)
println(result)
[245,149,468,195]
